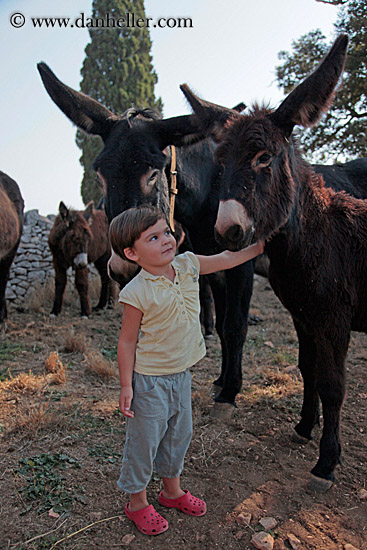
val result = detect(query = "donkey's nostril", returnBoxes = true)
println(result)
[226,224,245,244]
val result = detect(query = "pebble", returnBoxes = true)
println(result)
[259,516,277,530]
[237,512,252,526]
[251,531,274,550]
[121,534,135,545]
[287,533,301,549]
[358,488,367,500]
[344,544,359,550]
[89,511,103,521]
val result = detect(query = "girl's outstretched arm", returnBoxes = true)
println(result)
[197,241,264,275]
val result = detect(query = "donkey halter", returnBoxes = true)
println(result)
[169,145,178,232]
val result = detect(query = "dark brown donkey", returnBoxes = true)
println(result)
[0,171,24,323]
[181,35,367,491]
[37,60,254,419]
[48,201,111,317]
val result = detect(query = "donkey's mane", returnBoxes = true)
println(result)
[122,107,162,127]
[217,104,282,166]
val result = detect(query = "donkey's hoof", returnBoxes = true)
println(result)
[211,384,222,399]
[291,429,311,444]
[308,474,333,493]
[209,402,236,421]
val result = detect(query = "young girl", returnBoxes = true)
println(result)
[109,205,263,536]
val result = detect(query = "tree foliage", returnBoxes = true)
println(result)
[77,0,163,204]
[275,0,367,161]
[316,1,348,5]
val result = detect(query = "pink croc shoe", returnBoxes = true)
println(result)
[125,503,168,535]
[158,490,207,516]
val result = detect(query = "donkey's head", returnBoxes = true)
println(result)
[37,63,204,225]
[56,201,94,268]
[180,35,348,250]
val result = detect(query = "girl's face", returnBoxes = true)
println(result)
[125,218,177,270]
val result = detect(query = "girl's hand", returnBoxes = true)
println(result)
[120,386,134,417]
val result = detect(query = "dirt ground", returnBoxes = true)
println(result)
[0,275,366,550]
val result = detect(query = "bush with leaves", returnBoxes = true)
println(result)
[276,0,367,161]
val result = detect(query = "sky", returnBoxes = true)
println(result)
[0,0,339,216]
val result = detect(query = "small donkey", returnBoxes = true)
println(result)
[48,201,111,317]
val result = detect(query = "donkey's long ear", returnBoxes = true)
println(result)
[180,84,241,141]
[37,63,119,141]
[154,114,206,149]
[59,201,69,221]
[83,201,95,221]
[155,96,246,149]
[232,102,246,113]
[270,34,348,137]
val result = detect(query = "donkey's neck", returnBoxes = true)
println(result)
[267,167,336,262]
[267,162,365,269]
[173,139,221,228]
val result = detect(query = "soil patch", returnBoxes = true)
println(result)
[1,276,366,549]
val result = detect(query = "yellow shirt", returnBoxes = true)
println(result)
[118,251,206,375]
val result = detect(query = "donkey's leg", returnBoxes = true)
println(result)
[0,247,18,323]
[214,260,255,408]
[199,275,215,338]
[292,320,320,442]
[206,271,226,393]
[51,262,67,315]
[93,254,109,310]
[75,267,91,317]
[310,330,349,488]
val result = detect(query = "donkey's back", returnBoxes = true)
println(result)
[314,158,367,198]
[0,171,24,322]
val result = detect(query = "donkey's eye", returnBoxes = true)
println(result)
[140,169,160,195]
[147,170,159,186]
[251,151,273,171]
[257,153,272,165]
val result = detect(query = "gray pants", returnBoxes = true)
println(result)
[117,369,192,494]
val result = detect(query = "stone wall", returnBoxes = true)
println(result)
[6,210,55,308]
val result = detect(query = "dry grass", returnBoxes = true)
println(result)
[83,349,118,379]
[27,278,54,313]
[88,273,102,302]
[44,351,67,384]
[0,371,47,394]
[63,328,86,353]
[11,401,53,436]
[264,367,295,387]
[7,400,70,438]
[44,351,63,373]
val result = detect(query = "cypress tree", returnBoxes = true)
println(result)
[77,0,163,204]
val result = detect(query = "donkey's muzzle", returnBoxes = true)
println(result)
[215,224,255,251]
[73,253,88,268]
